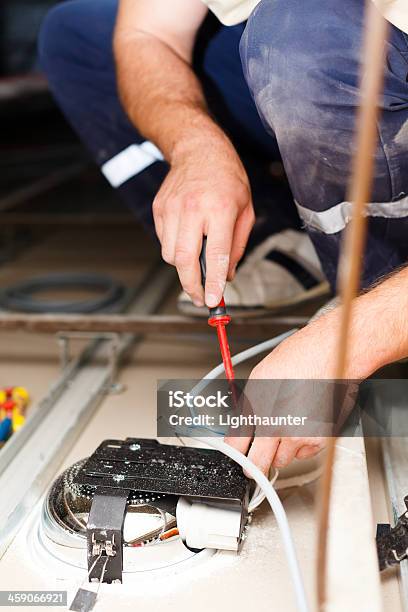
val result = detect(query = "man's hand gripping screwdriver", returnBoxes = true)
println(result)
[199,237,235,382]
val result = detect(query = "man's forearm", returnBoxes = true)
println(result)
[114,31,234,164]
[315,266,408,378]
[113,0,254,309]
[341,266,408,377]
[251,266,408,381]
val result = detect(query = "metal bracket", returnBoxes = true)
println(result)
[87,487,129,583]
[56,332,125,394]
[376,496,408,571]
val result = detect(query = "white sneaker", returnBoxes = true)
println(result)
[178,229,330,317]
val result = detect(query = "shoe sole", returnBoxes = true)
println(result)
[178,281,331,318]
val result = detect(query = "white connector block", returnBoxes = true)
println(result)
[176,497,242,551]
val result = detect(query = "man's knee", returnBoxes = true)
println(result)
[240,0,373,208]
[241,0,363,135]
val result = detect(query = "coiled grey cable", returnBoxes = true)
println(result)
[0,272,125,313]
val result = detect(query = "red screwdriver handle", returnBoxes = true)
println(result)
[199,237,234,381]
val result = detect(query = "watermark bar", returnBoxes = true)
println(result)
[0,592,67,607]
[157,378,408,438]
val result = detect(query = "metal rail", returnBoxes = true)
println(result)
[0,213,135,227]
[0,264,176,559]
[0,312,308,335]
[0,161,89,213]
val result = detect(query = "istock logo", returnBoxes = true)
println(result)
[168,390,230,409]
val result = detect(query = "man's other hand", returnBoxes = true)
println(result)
[225,312,337,474]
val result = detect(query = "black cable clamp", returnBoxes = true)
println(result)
[376,496,408,571]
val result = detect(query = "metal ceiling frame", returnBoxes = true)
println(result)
[0,264,176,559]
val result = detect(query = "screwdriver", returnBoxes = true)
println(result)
[200,237,235,381]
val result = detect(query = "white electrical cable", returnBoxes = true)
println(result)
[193,330,298,396]
[170,328,308,608]
[189,329,298,508]
[194,436,310,612]
[185,329,299,437]
[248,467,278,513]
[189,327,310,611]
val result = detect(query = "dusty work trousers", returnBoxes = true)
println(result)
[39,0,408,290]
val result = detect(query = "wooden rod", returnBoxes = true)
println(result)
[316,1,388,608]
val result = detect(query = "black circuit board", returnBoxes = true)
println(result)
[74,438,248,504]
